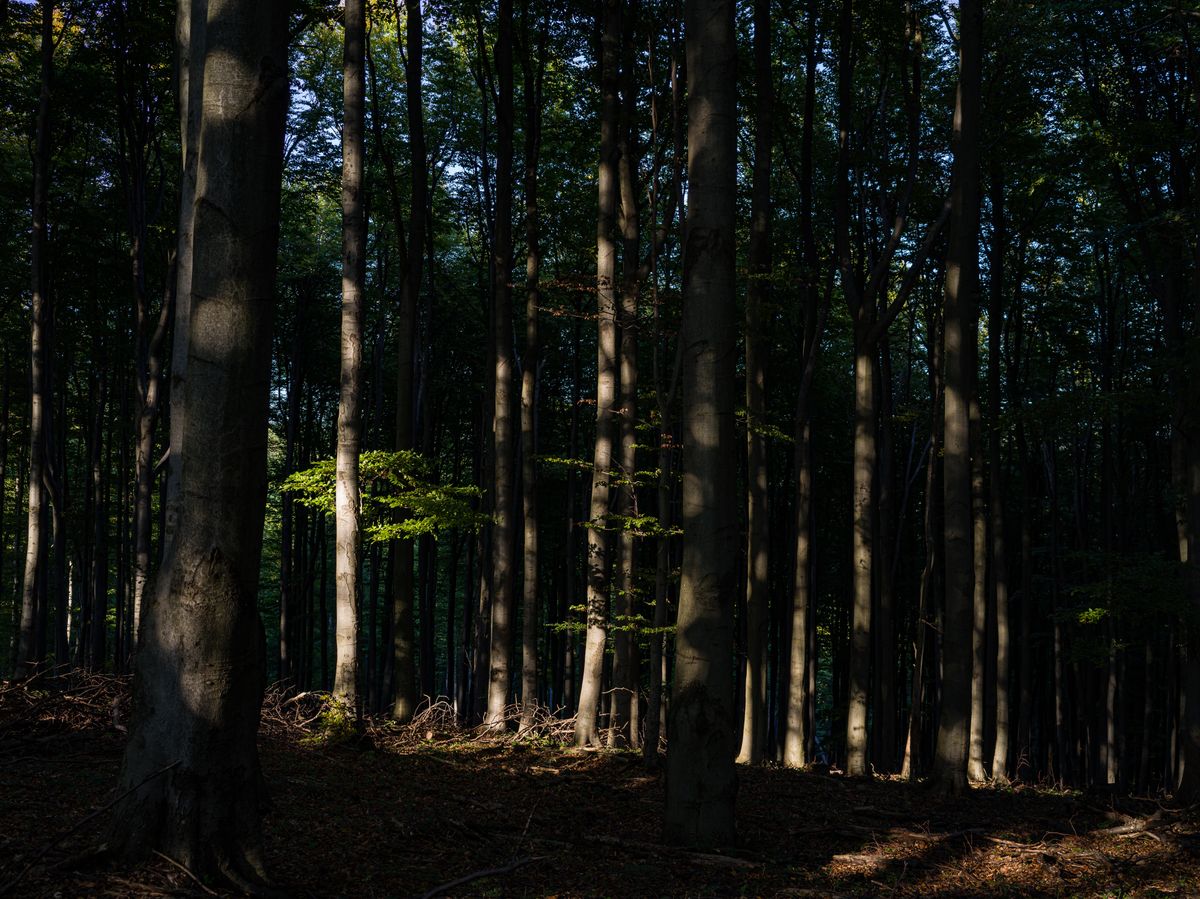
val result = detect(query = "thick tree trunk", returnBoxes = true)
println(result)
[737,0,772,767]
[105,0,288,883]
[486,0,517,727]
[664,0,738,848]
[334,0,366,712]
[931,0,982,795]
[575,0,621,746]
[15,0,53,681]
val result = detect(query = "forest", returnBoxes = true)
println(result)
[0,0,1198,894]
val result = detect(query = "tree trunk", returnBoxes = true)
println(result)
[664,0,738,848]
[846,335,875,776]
[486,0,517,727]
[988,168,1011,781]
[737,0,772,767]
[968,391,988,782]
[519,6,546,728]
[15,0,53,680]
[931,0,982,795]
[105,0,288,883]
[575,0,621,746]
[333,0,367,712]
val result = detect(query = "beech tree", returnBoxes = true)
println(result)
[104,0,288,882]
[664,0,738,848]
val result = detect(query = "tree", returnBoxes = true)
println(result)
[576,0,621,747]
[663,0,737,848]
[105,0,289,883]
[736,0,772,767]
[14,0,53,681]
[333,0,367,712]
[931,0,982,796]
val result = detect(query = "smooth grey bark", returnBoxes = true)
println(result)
[575,0,621,747]
[932,0,982,796]
[162,0,206,578]
[333,0,367,711]
[15,0,52,680]
[664,0,738,849]
[737,0,772,767]
[485,0,517,727]
[968,390,987,782]
[105,0,288,883]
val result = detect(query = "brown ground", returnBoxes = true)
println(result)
[1,676,1197,898]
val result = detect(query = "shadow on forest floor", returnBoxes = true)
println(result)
[2,676,1199,897]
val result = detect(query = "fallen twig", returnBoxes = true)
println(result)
[153,849,218,896]
[419,855,544,899]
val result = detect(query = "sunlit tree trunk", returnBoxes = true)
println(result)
[576,0,621,746]
[931,0,982,795]
[664,0,738,848]
[105,0,288,883]
[333,0,366,712]
[486,0,518,726]
[737,0,772,767]
[15,0,53,680]
[968,390,988,782]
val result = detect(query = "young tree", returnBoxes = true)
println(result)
[664,0,738,848]
[105,0,288,882]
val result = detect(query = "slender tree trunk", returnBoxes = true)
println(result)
[737,0,772,767]
[846,334,875,776]
[15,0,53,680]
[968,390,988,782]
[333,0,366,712]
[389,0,428,722]
[89,370,109,670]
[989,169,1011,781]
[486,0,517,727]
[932,0,982,795]
[576,0,621,746]
[519,7,546,727]
[664,0,738,848]
[105,0,288,882]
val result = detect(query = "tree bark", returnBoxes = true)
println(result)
[105,0,288,883]
[576,0,621,746]
[333,0,367,712]
[664,0,738,848]
[931,0,982,795]
[518,5,546,728]
[15,0,53,680]
[737,0,772,767]
[486,0,518,727]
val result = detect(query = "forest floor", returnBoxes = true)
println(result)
[1,676,1198,898]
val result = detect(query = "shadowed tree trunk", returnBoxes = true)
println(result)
[663,0,738,849]
[333,0,366,712]
[519,4,547,728]
[932,0,982,796]
[105,0,288,884]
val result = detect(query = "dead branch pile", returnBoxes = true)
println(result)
[0,669,131,744]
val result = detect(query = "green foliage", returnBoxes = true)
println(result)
[282,450,485,541]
